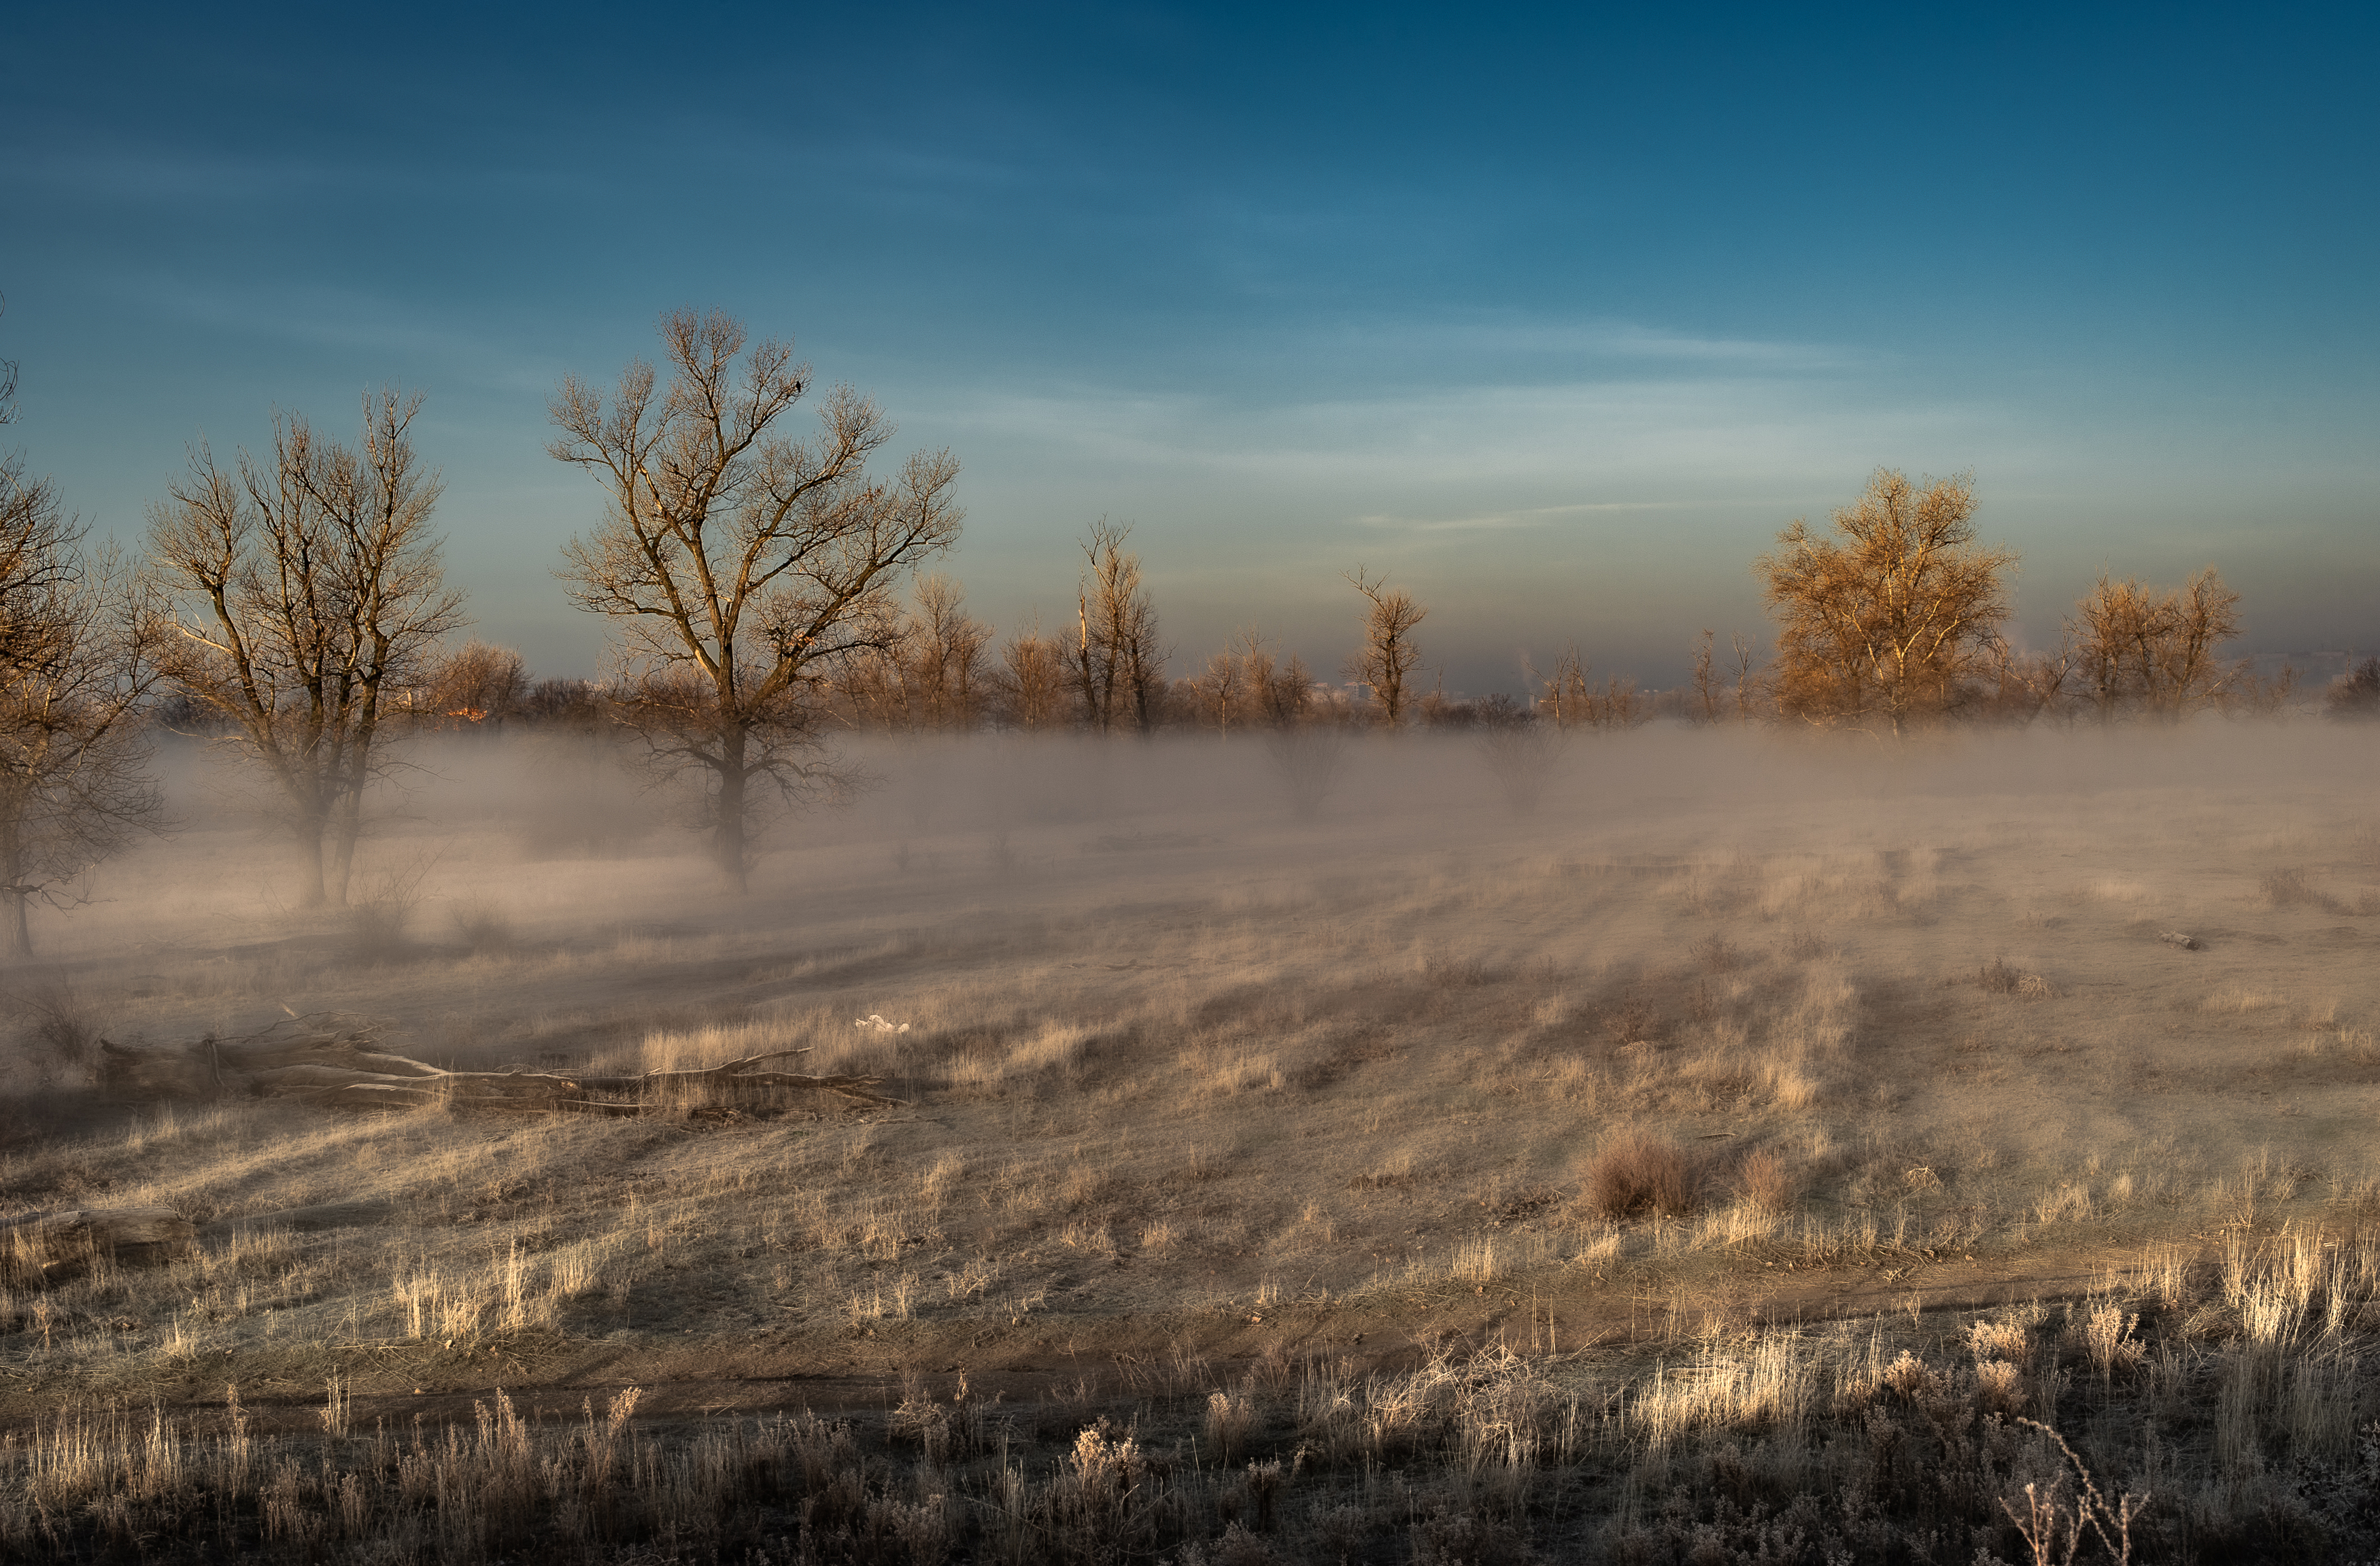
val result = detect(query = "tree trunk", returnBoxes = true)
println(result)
[7,892,28,958]
[328,787,362,906]
[716,727,749,893]
[294,811,330,908]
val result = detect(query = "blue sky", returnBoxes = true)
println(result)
[5,2,2375,690]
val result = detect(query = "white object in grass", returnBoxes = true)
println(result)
[855,1014,911,1034]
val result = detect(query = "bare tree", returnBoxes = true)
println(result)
[148,390,462,905]
[416,641,528,730]
[1185,644,1247,736]
[551,309,961,888]
[1729,632,1765,719]
[1345,566,1425,727]
[1476,703,1565,816]
[1536,647,1592,728]
[1973,633,2073,724]
[1756,469,2014,736]
[2328,656,2380,721]
[1068,520,1164,733]
[907,575,992,728]
[0,307,75,683]
[1689,630,1722,723]
[0,328,162,955]
[991,615,1067,730]
[1590,673,1648,729]
[834,575,993,731]
[2069,568,2252,719]
[1232,629,1314,728]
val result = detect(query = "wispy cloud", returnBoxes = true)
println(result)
[101,273,564,395]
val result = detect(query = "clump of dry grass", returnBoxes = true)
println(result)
[1582,1131,1696,1217]
[1690,935,1744,973]
[1733,1148,1798,1214]
[2263,866,2351,914]
[449,898,515,953]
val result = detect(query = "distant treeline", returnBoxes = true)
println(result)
[6,305,2378,941]
[337,536,2374,743]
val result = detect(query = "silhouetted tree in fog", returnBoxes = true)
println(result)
[551,309,961,889]
[148,389,461,906]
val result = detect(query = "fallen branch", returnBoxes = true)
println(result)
[99,1018,901,1115]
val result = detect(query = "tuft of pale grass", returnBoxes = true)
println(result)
[1449,1235,1499,1283]
[1734,1148,1799,1214]
[921,1153,966,1204]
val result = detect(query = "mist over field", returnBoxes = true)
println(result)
[9,717,2380,1559]
[33,718,2378,992]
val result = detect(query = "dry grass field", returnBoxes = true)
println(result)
[5,721,2380,1563]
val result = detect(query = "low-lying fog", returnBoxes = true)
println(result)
[4,719,2380,1195]
[22,720,2376,983]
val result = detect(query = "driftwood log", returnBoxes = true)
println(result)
[98,1015,902,1115]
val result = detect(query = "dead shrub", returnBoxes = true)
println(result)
[1734,1148,1798,1214]
[1601,992,1659,1045]
[449,899,515,953]
[1882,1350,1942,1403]
[1967,1318,2033,1367]
[1690,935,1743,972]
[10,980,105,1086]
[345,854,438,951]
[1582,1131,1696,1217]
[1977,959,2022,994]
[1975,1359,2028,1415]
[1422,957,1491,989]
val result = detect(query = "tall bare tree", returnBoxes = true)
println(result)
[0,305,75,683]
[551,309,962,887]
[1730,633,1765,719]
[1689,630,1722,722]
[1,547,163,955]
[148,390,460,905]
[1068,520,1164,733]
[0,315,163,954]
[1756,469,2014,736]
[1345,567,1425,727]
